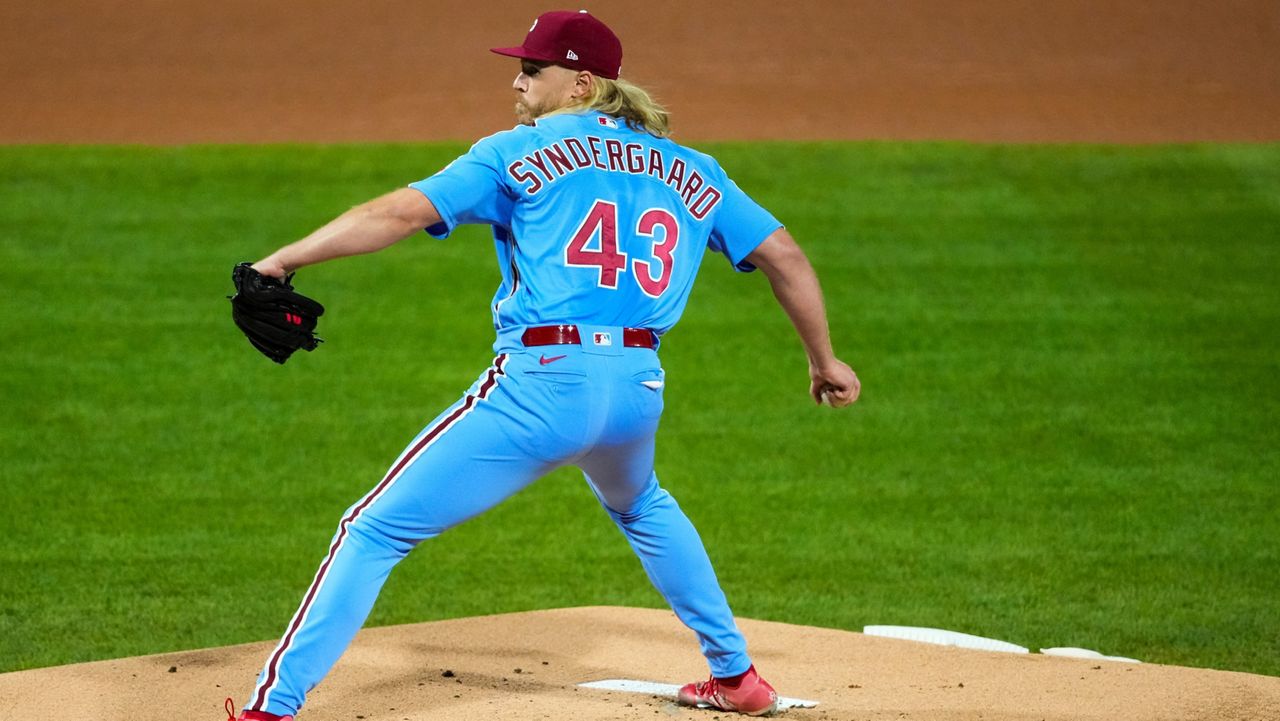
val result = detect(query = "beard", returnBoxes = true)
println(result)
[514,100,535,126]
[514,96,562,126]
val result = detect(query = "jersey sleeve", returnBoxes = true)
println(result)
[408,137,515,239]
[706,176,783,272]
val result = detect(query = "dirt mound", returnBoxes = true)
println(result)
[2,607,1276,720]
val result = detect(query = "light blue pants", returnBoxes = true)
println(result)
[246,328,751,716]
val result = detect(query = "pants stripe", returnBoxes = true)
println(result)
[248,354,508,711]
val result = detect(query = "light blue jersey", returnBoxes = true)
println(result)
[244,111,779,717]
[409,111,781,337]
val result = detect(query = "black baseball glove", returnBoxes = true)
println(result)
[229,262,325,364]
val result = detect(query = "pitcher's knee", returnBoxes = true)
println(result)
[341,511,421,556]
[611,484,678,525]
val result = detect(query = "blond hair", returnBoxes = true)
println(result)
[573,76,671,137]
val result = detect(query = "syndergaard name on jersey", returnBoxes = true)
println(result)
[505,131,723,220]
[407,111,781,337]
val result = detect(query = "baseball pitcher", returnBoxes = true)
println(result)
[229,10,859,720]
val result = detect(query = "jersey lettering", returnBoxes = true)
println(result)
[565,200,682,296]
[565,200,626,288]
[633,208,680,297]
[680,172,704,206]
[565,137,592,168]
[689,186,723,220]
[524,151,554,183]
[505,130,724,219]
[545,143,575,176]
[647,149,665,180]
[507,159,542,195]
[604,139,625,172]
[625,143,646,174]
[665,158,686,194]
[586,136,607,170]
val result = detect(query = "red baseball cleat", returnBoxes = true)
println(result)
[677,665,779,716]
[225,698,293,721]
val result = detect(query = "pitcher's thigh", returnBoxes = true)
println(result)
[577,434,659,515]
[352,391,555,544]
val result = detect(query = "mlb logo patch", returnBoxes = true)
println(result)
[597,116,618,129]
[593,332,613,346]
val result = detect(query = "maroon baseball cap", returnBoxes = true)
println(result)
[491,10,622,80]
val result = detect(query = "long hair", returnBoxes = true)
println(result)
[573,77,671,137]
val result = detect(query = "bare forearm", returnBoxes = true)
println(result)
[765,254,837,366]
[746,228,860,406]
[256,188,440,275]
[262,205,414,273]
[751,233,838,366]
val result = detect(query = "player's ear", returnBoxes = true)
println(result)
[571,70,594,100]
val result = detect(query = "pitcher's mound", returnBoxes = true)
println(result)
[2,606,1276,720]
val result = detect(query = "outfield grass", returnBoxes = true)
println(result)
[1,142,1277,677]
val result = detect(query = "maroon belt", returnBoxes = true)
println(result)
[521,324,656,349]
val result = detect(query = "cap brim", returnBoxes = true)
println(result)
[490,46,557,63]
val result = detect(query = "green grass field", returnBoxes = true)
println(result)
[1,142,1277,677]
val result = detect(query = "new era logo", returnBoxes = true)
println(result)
[566,49,579,61]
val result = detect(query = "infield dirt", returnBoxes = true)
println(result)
[3,607,1279,721]
[3,2,1278,720]
[2,0,1278,143]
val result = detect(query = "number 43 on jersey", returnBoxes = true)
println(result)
[564,199,679,298]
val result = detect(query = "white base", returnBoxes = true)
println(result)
[578,679,821,709]
[863,625,1030,654]
[1040,647,1141,663]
